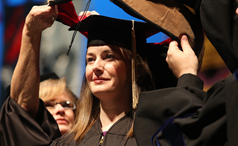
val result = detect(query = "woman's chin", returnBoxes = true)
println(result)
[59,125,70,135]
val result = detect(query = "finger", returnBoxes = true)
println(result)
[236,7,238,15]
[49,5,58,18]
[167,40,179,54]
[54,5,58,18]
[79,11,84,16]
[169,41,179,49]
[86,12,92,17]
[180,35,191,52]
[90,10,100,15]
[79,11,90,16]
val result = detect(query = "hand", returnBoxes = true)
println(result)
[236,8,238,15]
[79,10,99,17]
[166,35,199,78]
[24,4,58,36]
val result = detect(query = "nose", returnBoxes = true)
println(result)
[92,58,104,74]
[54,104,65,115]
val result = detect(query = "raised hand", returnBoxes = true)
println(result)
[166,35,199,78]
[24,4,58,35]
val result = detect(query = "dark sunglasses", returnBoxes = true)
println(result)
[44,100,76,110]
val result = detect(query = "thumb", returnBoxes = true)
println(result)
[180,35,191,52]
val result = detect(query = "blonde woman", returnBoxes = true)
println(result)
[40,76,77,135]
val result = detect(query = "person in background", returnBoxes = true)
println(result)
[0,3,76,146]
[39,74,78,136]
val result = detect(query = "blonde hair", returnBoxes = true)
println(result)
[39,78,78,104]
[71,47,154,143]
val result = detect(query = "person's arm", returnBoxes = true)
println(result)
[10,5,58,118]
[166,35,198,79]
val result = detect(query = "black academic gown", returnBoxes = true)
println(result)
[135,72,238,146]
[0,97,61,146]
[200,0,238,73]
[51,112,137,146]
[134,74,205,146]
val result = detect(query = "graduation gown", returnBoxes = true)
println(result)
[0,97,61,146]
[200,0,238,73]
[50,112,137,146]
[134,72,238,146]
[134,74,205,146]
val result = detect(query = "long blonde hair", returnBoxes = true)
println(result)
[71,47,154,143]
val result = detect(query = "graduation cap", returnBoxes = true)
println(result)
[69,15,177,89]
[69,15,160,50]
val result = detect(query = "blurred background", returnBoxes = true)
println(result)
[0,0,230,108]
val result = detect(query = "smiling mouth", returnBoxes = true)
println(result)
[93,78,109,84]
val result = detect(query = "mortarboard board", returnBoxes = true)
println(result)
[69,15,160,51]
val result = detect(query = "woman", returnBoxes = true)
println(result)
[40,77,77,135]
[51,14,157,145]
[0,4,72,146]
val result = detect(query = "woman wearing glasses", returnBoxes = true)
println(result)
[0,3,77,145]
[40,77,77,136]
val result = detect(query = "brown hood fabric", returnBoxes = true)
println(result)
[111,0,204,57]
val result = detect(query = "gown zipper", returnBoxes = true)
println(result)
[99,134,104,146]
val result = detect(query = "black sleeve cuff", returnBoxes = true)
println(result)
[177,74,204,90]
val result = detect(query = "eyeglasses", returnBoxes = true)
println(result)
[44,101,76,110]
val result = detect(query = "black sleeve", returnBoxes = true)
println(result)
[134,74,205,146]
[0,96,61,146]
[177,73,206,102]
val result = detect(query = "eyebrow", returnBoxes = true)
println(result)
[86,49,113,56]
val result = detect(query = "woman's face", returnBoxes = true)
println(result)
[45,91,75,135]
[85,45,131,101]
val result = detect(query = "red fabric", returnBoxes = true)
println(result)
[4,7,25,64]
[149,38,171,45]
[56,2,88,37]
[4,22,24,64]
[57,2,79,26]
